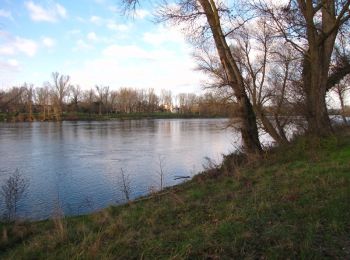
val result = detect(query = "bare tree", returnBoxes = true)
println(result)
[147,88,159,113]
[50,72,71,120]
[157,155,166,190]
[235,20,299,144]
[1,169,29,222]
[0,87,26,116]
[255,0,350,136]
[23,83,35,121]
[95,85,110,115]
[36,86,51,121]
[160,89,173,111]
[122,0,262,153]
[84,88,96,115]
[195,19,294,144]
[332,75,350,124]
[119,168,131,202]
[70,85,82,112]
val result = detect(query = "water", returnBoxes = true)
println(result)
[0,119,239,220]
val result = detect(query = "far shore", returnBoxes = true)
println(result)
[0,112,229,123]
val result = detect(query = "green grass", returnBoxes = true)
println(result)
[1,131,350,259]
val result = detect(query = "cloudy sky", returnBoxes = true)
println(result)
[0,0,207,94]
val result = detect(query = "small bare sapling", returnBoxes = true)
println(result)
[119,168,131,202]
[157,155,166,191]
[1,169,29,222]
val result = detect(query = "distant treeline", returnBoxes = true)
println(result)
[0,73,234,122]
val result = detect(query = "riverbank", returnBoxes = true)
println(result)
[0,112,226,122]
[1,129,350,258]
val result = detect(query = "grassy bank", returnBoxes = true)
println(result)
[1,131,350,258]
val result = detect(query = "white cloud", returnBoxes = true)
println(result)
[87,32,97,41]
[108,5,119,13]
[0,45,15,55]
[143,25,185,46]
[0,36,38,57]
[90,15,102,25]
[14,37,38,56]
[103,44,151,59]
[89,15,130,32]
[0,59,20,72]
[55,3,67,17]
[25,1,67,22]
[0,9,13,20]
[135,9,150,19]
[74,39,93,51]
[42,37,55,48]
[70,43,207,94]
[102,44,174,61]
[106,21,130,32]
[7,59,19,67]
[67,29,81,36]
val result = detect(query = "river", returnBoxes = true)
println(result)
[0,119,238,220]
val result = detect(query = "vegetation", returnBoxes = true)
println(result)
[0,169,29,222]
[3,1,349,153]
[131,0,350,152]
[0,111,228,123]
[1,129,349,259]
[0,80,234,123]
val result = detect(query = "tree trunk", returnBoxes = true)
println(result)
[303,54,333,136]
[256,108,288,145]
[198,0,262,154]
[28,101,33,121]
[299,0,340,136]
[338,91,348,124]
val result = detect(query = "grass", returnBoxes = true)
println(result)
[1,130,350,259]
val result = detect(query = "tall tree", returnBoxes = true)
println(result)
[50,72,71,120]
[332,75,349,124]
[24,83,34,121]
[256,0,350,136]
[70,85,82,111]
[123,0,262,153]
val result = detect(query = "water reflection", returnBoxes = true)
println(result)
[0,119,236,220]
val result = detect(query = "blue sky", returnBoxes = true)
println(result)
[0,0,206,94]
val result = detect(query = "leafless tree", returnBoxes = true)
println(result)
[36,86,50,121]
[195,19,295,144]
[254,0,350,136]
[1,169,29,222]
[160,89,173,111]
[332,75,350,124]
[95,85,110,115]
[83,88,96,115]
[50,72,71,120]
[157,155,166,190]
[23,83,34,121]
[70,85,82,111]
[119,168,131,202]
[122,0,263,153]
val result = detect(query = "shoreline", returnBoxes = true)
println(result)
[1,128,349,258]
[0,112,228,123]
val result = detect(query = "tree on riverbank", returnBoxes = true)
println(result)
[0,80,233,121]
[120,0,350,151]
[255,0,350,136]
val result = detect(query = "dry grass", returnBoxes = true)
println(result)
[1,130,350,259]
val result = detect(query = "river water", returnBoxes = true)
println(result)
[0,119,239,220]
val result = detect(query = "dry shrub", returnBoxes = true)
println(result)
[88,234,102,257]
[51,200,67,242]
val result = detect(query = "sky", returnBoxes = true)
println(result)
[0,0,208,94]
